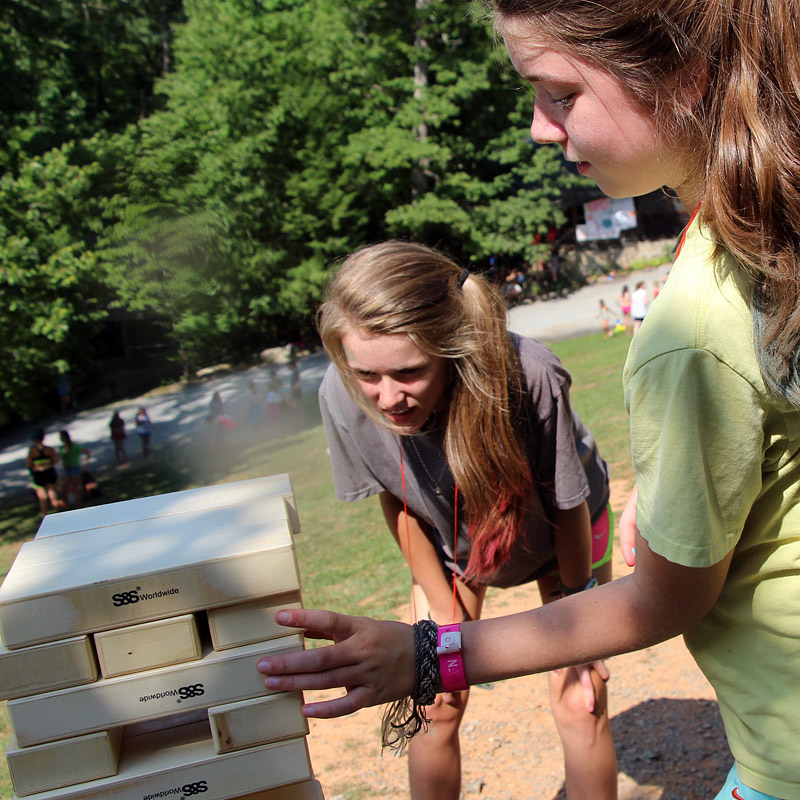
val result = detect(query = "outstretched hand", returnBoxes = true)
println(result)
[257,609,415,719]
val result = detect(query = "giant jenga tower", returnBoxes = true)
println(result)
[0,475,324,800]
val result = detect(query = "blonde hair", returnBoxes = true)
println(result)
[318,241,533,580]
[491,0,800,403]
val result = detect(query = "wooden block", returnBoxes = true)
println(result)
[0,636,97,701]
[232,780,325,800]
[0,497,299,649]
[123,707,208,738]
[208,592,304,650]
[94,614,202,678]
[209,693,308,753]
[6,729,122,797]
[36,474,300,538]
[8,635,303,747]
[9,724,313,800]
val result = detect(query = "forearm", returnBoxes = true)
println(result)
[462,574,651,683]
[260,530,733,719]
[462,531,732,684]
[379,491,454,615]
[551,501,593,590]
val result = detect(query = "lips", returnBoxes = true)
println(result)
[576,161,591,175]
[383,407,414,424]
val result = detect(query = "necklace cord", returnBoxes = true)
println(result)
[398,444,417,622]
[399,437,460,624]
[452,483,459,620]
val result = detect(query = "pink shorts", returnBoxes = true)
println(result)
[589,505,613,566]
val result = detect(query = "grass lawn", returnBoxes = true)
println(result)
[0,330,634,798]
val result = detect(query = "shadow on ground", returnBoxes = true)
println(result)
[550,698,729,800]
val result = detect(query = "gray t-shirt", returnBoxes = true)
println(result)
[319,334,610,588]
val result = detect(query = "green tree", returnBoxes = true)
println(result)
[0,0,185,421]
[0,141,110,420]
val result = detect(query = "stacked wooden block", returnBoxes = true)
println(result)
[0,475,324,800]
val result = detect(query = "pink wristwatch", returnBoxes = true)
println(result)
[437,623,468,693]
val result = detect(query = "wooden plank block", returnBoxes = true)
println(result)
[10,725,313,800]
[94,614,202,678]
[6,729,122,797]
[0,498,298,649]
[0,636,97,701]
[36,474,300,538]
[232,780,325,800]
[123,708,207,739]
[208,592,304,650]
[8,635,303,747]
[209,693,308,753]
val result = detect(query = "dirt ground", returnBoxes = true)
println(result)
[302,488,731,800]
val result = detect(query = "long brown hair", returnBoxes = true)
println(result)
[318,241,533,580]
[491,0,800,403]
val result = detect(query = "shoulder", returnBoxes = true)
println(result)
[512,334,573,394]
[624,222,761,392]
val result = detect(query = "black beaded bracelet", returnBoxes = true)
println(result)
[380,619,440,753]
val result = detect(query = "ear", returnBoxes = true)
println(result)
[684,58,709,110]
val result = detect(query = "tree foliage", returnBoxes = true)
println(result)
[1,0,586,420]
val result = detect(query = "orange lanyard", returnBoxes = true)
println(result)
[399,440,460,622]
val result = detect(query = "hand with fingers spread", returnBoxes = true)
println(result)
[256,609,415,718]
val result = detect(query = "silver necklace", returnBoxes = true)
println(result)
[409,437,448,495]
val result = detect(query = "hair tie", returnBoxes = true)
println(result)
[457,268,470,289]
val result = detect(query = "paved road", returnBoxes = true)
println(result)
[0,266,664,507]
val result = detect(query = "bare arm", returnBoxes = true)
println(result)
[550,500,592,591]
[379,491,462,622]
[257,527,732,718]
[462,527,732,683]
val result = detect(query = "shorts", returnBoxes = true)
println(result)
[32,467,57,488]
[64,465,81,478]
[714,765,786,800]
[621,305,631,314]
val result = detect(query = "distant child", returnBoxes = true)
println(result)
[58,430,90,508]
[596,299,615,338]
[109,411,127,464]
[26,429,59,518]
[134,407,152,458]
[630,281,648,335]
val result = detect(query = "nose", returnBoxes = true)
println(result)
[529,96,567,147]
[377,377,405,410]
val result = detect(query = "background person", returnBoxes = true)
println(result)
[26,429,59,518]
[630,281,648,335]
[58,430,90,508]
[615,284,632,332]
[134,407,152,458]
[109,410,127,464]
[310,241,617,800]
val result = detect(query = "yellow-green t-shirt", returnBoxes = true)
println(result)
[623,218,800,799]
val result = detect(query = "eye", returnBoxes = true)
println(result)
[353,369,378,381]
[550,93,575,109]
